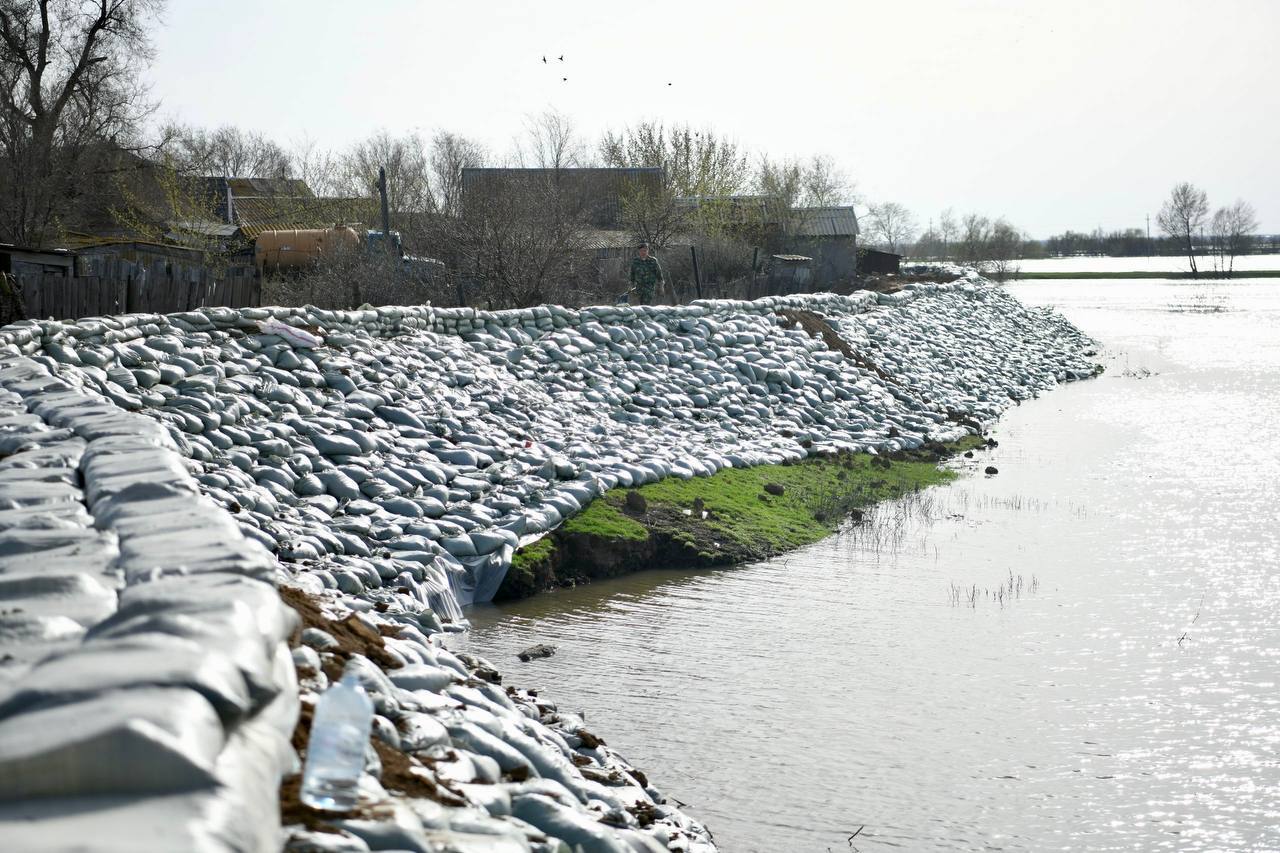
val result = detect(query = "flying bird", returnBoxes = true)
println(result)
[562,77,568,82]
[542,56,547,63]
[558,55,564,61]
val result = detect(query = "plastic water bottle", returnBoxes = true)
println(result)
[300,667,374,811]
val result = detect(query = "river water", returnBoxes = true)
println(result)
[451,280,1280,852]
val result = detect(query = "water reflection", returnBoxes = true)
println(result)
[451,280,1280,852]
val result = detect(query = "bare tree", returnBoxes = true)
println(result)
[984,218,1025,280]
[602,123,751,251]
[755,155,803,207]
[938,208,957,259]
[428,129,486,217]
[0,0,163,246]
[164,123,290,178]
[1209,199,1258,277]
[956,213,991,264]
[600,122,751,198]
[517,108,588,171]
[615,175,691,250]
[432,170,595,307]
[940,212,1026,279]
[1156,182,1210,277]
[799,154,853,207]
[334,129,434,248]
[867,201,917,254]
[289,135,342,197]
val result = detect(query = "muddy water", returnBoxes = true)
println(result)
[450,280,1280,852]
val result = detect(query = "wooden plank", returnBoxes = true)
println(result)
[50,276,64,320]
[91,276,106,316]
[20,275,39,319]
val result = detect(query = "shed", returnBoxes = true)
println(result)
[767,254,813,295]
[784,206,860,286]
[857,247,902,275]
[0,244,74,278]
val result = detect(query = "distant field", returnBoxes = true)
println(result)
[1012,254,1280,275]
[1014,270,1280,280]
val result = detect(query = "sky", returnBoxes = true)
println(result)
[145,0,1279,237]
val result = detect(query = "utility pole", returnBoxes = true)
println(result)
[378,166,393,255]
[1146,214,1151,258]
[689,246,703,301]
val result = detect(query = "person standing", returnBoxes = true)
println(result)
[629,242,667,305]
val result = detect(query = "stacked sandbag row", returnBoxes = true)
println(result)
[0,276,1095,620]
[0,355,299,853]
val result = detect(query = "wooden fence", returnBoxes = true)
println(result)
[13,258,259,321]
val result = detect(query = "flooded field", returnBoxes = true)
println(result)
[1013,254,1280,274]
[452,280,1280,852]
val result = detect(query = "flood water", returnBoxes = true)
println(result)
[451,280,1280,852]
[1014,254,1280,275]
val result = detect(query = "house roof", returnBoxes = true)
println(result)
[789,206,859,237]
[231,195,377,238]
[167,219,241,239]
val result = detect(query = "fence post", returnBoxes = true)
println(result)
[690,245,703,301]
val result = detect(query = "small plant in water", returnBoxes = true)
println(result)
[948,571,1040,608]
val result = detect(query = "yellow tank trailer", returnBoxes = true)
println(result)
[254,226,360,274]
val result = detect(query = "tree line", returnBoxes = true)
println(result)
[5,1,1263,306]
[1,0,882,308]
[860,183,1266,280]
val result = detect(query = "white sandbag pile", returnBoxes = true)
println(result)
[0,357,298,852]
[0,270,1095,851]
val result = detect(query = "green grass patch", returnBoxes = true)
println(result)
[511,536,556,571]
[498,437,984,600]
[562,499,649,541]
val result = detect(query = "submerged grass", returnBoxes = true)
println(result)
[498,435,986,600]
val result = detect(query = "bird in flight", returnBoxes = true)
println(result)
[558,55,564,61]
[542,56,547,63]
[562,77,568,82]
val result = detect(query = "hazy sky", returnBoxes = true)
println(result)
[147,0,1278,237]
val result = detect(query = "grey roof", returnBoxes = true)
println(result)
[789,206,859,237]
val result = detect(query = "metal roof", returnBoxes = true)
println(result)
[167,218,240,238]
[789,206,859,237]
[579,229,640,250]
[232,196,377,239]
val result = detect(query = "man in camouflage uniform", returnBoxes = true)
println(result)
[628,243,666,305]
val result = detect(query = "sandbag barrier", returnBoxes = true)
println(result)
[0,269,1095,618]
[0,270,1096,851]
[0,355,299,852]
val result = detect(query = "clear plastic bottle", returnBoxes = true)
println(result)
[300,667,374,811]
